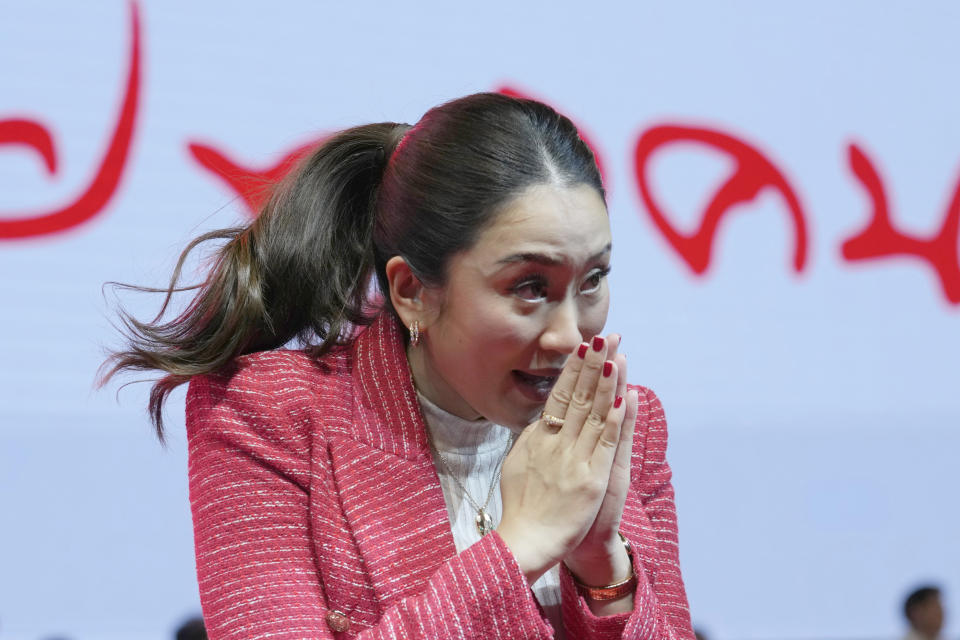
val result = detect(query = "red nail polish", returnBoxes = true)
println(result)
[592,336,604,351]
[603,361,613,377]
[577,343,588,358]
[614,395,623,409]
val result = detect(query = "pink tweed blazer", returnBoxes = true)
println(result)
[186,313,694,639]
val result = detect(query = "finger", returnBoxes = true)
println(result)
[574,358,620,458]
[539,341,589,430]
[606,333,622,361]
[614,353,628,408]
[608,387,639,477]
[601,332,626,396]
[559,335,609,443]
[591,382,636,474]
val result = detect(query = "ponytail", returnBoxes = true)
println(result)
[102,122,409,440]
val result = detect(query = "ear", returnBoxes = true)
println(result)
[385,256,434,330]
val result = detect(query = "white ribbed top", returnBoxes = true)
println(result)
[417,391,564,637]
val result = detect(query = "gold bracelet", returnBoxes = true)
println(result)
[573,533,637,601]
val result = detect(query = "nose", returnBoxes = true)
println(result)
[538,298,583,356]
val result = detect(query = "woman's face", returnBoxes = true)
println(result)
[408,182,612,430]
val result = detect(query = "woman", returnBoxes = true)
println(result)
[105,93,694,639]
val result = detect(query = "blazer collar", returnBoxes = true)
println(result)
[351,312,431,460]
[332,313,458,606]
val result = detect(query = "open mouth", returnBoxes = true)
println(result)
[511,370,559,402]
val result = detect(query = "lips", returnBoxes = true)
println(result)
[511,369,560,403]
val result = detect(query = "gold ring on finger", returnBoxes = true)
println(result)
[540,411,564,430]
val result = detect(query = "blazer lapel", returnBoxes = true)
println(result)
[328,314,457,606]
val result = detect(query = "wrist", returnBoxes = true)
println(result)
[496,521,559,585]
[569,533,637,605]
[564,533,633,588]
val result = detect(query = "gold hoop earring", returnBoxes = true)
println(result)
[409,320,421,347]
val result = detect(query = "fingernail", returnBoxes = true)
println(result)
[603,361,613,377]
[614,395,623,409]
[577,343,588,359]
[613,333,622,344]
[592,336,604,352]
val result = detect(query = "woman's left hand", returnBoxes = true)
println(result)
[562,335,639,588]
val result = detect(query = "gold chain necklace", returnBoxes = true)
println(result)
[430,434,515,536]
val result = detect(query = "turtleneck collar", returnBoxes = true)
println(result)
[416,390,512,455]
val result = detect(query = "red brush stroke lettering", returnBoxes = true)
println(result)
[187,140,321,217]
[634,125,809,274]
[841,143,960,304]
[0,120,57,174]
[497,85,609,191]
[0,1,141,240]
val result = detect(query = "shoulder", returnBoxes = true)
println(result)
[185,347,354,446]
[188,347,350,401]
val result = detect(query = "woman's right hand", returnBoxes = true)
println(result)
[496,334,628,584]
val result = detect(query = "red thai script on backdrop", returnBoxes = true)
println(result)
[2,2,958,306]
[634,125,809,274]
[187,140,321,214]
[842,143,960,304]
[175,93,960,308]
[0,1,140,240]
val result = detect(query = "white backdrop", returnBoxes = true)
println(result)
[1,2,958,639]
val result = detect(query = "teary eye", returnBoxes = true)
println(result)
[580,266,611,293]
[512,274,549,302]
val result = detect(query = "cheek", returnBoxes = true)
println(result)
[581,297,611,337]
[463,312,542,377]
[445,301,526,362]
[481,318,534,361]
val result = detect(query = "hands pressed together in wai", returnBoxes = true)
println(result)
[497,333,638,615]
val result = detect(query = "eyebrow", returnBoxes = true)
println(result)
[496,243,613,266]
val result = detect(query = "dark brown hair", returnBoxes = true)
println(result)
[102,93,604,439]
[904,585,941,622]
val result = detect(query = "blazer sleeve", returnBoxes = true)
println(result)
[558,386,696,640]
[186,365,554,640]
